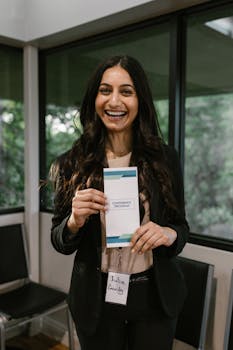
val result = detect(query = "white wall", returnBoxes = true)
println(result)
[0,0,208,45]
[0,0,155,42]
[25,0,153,40]
[40,213,74,292]
[180,244,233,350]
[0,213,24,226]
[24,46,40,281]
[0,0,26,41]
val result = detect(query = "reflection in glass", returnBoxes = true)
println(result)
[185,10,233,240]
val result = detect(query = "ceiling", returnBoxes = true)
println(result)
[1,1,232,104]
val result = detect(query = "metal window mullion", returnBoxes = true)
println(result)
[168,15,187,173]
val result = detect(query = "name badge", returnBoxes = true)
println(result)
[105,272,130,305]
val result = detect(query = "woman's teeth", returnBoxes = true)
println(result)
[105,110,127,117]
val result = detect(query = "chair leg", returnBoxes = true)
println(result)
[66,308,75,350]
[0,321,6,350]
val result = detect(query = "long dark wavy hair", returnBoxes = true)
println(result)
[51,55,177,217]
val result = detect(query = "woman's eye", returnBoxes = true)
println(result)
[121,89,134,96]
[99,88,111,95]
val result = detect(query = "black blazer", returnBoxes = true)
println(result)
[51,145,189,335]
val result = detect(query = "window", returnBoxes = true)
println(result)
[41,21,170,209]
[0,46,24,211]
[39,1,233,249]
[184,6,233,242]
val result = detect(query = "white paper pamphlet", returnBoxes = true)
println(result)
[103,166,140,248]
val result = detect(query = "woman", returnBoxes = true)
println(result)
[50,55,189,350]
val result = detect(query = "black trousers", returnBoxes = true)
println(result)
[77,269,177,350]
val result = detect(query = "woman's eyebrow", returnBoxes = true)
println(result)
[99,83,111,86]
[120,84,135,88]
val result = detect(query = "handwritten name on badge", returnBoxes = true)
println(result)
[105,272,130,305]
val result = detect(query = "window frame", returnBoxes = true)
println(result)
[179,0,233,252]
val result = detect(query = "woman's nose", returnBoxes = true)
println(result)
[109,92,121,107]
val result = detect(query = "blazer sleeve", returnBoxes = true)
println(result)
[50,153,88,255]
[51,213,88,256]
[161,145,189,257]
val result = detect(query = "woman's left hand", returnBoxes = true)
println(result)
[130,221,177,254]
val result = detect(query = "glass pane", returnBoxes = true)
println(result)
[0,47,24,210]
[43,22,170,208]
[184,6,233,241]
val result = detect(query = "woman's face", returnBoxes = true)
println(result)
[95,66,138,134]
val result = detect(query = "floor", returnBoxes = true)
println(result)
[6,333,68,350]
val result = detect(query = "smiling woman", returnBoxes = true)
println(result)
[50,55,189,350]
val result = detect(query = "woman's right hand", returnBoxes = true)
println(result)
[67,188,107,234]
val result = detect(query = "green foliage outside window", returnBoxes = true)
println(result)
[0,100,24,209]
[45,104,82,171]
[185,93,233,240]
[42,105,82,209]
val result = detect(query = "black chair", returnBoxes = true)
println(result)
[224,269,233,350]
[0,224,75,350]
[175,256,214,350]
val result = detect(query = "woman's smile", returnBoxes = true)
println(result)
[105,110,127,118]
